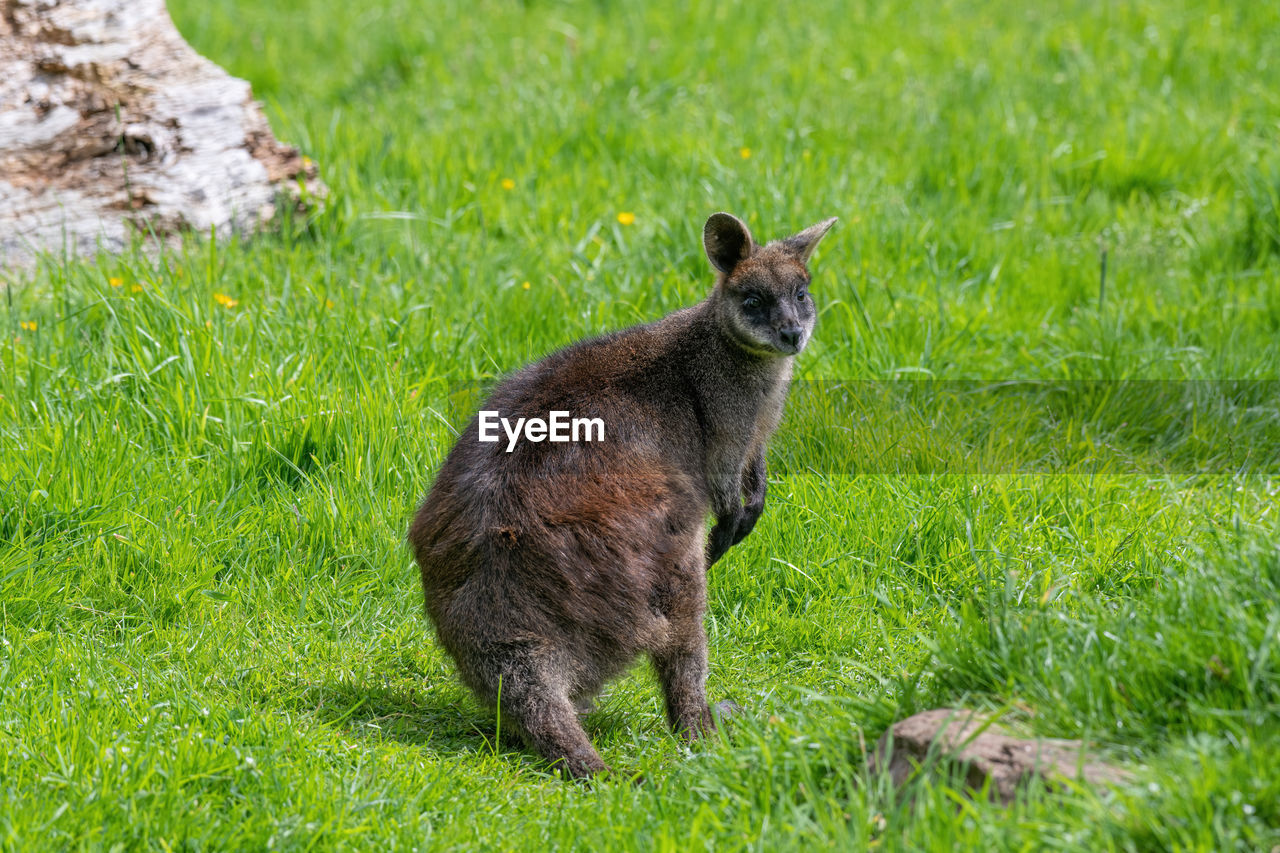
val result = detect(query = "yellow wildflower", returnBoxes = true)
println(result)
[213,292,239,308]
[740,147,752,159]
[521,281,531,290]
[617,212,636,226]
[501,178,516,191]
[325,299,335,310]
[108,277,123,288]
[19,321,37,331]
[130,284,144,293]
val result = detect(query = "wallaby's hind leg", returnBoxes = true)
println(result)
[653,635,714,738]
[497,675,609,778]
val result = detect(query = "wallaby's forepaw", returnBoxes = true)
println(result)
[707,518,738,565]
[709,502,764,564]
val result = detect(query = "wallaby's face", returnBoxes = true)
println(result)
[703,213,837,357]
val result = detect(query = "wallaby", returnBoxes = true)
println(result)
[408,212,836,777]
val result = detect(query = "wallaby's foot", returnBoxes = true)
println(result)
[502,686,609,779]
[531,721,610,779]
[653,642,713,738]
[548,751,611,780]
[676,704,715,739]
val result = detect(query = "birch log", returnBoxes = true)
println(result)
[0,0,325,268]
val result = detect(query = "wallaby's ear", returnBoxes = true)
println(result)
[783,217,838,264]
[703,212,755,275]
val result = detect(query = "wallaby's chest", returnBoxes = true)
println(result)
[701,365,791,502]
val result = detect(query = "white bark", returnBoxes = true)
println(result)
[0,0,325,268]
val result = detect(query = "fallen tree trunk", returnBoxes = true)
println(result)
[0,0,324,268]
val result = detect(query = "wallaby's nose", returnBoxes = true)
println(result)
[779,327,803,349]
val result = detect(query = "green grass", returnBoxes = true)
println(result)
[2,0,1279,848]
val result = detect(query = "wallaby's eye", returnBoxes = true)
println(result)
[796,290,809,303]
[741,295,761,310]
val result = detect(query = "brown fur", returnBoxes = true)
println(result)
[408,212,836,777]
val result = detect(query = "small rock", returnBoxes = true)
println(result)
[868,708,1132,805]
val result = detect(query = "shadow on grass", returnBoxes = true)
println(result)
[288,674,644,775]
[295,677,503,748]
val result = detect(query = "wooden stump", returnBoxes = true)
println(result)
[0,0,325,267]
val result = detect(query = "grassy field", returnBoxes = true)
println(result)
[3,0,1279,848]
